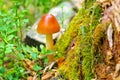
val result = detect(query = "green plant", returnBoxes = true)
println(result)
[0,1,29,79]
[0,0,69,79]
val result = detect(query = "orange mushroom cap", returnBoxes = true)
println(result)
[37,14,60,34]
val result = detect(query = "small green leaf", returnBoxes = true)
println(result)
[19,67,25,73]
[7,74,13,80]
[33,64,42,71]
[0,53,4,58]
[0,42,4,49]
[4,57,9,61]
[0,11,2,15]
[7,29,16,35]
[44,57,48,64]
[5,44,14,53]
[0,60,3,65]
[6,44,14,47]
[22,10,27,13]
[0,26,7,31]
[31,52,37,60]
[6,35,14,41]
[5,47,12,53]
[46,50,53,54]
[23,19,29,23]
[19,14,24,17]
[0,67,6,74]
[40,45,46,53]
[3,18,8,22]
[8,9,14,13]
[18,53,24,60]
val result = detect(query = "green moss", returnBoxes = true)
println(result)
[93,24,106,47]
[79,5,102,80]
[54,11,82,57]
[54,1,102,80]
[59,38,81,80]
[84,0,96,9]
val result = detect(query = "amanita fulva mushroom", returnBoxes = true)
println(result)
[37,14,60,62]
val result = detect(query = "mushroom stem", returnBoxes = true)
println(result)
[46,34,54,50]
[46,34,54,62]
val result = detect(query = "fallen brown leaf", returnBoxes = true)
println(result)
[27,75,38,80]
[42,72,54,80]
[114,76,120,80]
[27,76,33,80]
[23,59,36,75]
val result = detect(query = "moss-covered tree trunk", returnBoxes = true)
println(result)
[54,0,120,80]
[55,0,101,80]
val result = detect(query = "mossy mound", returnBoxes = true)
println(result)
[54,0,102,80]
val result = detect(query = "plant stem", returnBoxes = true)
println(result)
[15,2,22,42]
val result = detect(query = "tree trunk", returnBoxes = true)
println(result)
[54,0,120,80]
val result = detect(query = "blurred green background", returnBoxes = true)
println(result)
[0,0,68,25]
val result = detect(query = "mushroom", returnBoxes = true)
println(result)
[37,14,60,62]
